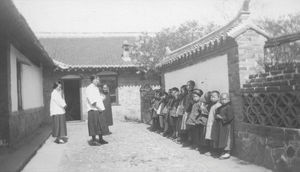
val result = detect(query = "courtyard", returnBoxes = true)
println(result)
[22,120,270,172]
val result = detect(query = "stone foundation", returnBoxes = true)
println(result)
[9,107,46,145]
[235,122,300,172]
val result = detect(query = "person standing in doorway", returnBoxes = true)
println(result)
[50,81,67,144]
[102,84,113,130]
[86,75,109,146]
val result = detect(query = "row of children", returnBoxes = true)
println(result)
[149,80,234,159]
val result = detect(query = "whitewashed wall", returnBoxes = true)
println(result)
[10,45,44,111]
[164,54,229,94]
[113,85,141,121]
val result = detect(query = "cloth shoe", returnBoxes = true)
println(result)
[54,139,65,144]
[219,153,231,159]
[98,139,108,144]
[88,140,101,146]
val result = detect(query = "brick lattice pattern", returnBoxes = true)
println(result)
[241,63,300,128]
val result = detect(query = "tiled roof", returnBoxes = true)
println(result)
[39,35,138,69]
[157,0,270,68]
[0,0,54,66]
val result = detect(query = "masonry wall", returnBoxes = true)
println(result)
[0,38,9,145]
[229,31,300,171]
[164,54,229,93]
[8,45,47,145]
[235,64,300,171]
[236,30,267,87]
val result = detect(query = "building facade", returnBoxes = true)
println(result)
[39,34,159,122]
[0,0,54,146]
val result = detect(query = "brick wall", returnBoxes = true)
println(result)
[232,58,300,171]
[236,30,267,87]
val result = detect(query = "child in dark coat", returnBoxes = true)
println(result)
[181,80,195,145]
[215,93,234,159]
[176,85,188,142]
[163,89,174,137]
[169,87,180,139]
[158,92,168,133]
[185,89,204,149]
[150,89,161,132]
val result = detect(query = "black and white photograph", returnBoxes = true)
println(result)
[0,0,300,171]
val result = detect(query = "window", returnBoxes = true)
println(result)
[99,75,118,104]
[16,61,22,110]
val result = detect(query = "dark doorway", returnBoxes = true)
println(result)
[63,79,81,121]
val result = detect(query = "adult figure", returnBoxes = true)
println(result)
[102,84,113,127]
[86,75,109,146]
[50,81,67,144]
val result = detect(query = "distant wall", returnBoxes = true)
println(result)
[164,54,229,93]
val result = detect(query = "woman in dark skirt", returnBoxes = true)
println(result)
[50,81,67,144]
[102,84,113,127]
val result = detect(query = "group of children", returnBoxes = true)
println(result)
[149,80,234,159]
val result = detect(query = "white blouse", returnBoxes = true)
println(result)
[50,89,66,116]
[86,83,105,111]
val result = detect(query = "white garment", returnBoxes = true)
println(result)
[50,89,66,116]
[156,103,163,115]
[205,102,222,140]
[86,83,105,111]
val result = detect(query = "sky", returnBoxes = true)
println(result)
[12,0,300,35]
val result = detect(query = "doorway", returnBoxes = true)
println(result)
[63,79,81,121]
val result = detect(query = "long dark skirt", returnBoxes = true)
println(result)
[52,114,67,138]
[103,94,113,126]
[88,110,109,136]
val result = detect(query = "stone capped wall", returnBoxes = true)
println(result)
[234,63,300,171]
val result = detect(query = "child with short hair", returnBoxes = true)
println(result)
[185,89,204,149]
[157,92,168,133]
[181,80,196,145]
[163,89,174,137]
[205,90,222,155]
[169,87,180,139]
[150,89,161,132]
[215,93,234,159]
[196,91,211,153]
[176,85,188,142]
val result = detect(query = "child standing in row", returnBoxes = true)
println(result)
[169,87,180,139]
[163,89,174,136]
[181,80,195,145]
[157,92,168,133]
[205,90,222,155]
[185,89,204,149]
[176,85,188,142]
[150,90,161,132]
[214,93,234,159]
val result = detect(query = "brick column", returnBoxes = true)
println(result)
[227,46,244,122]
[0,38,10,145]
[236,30,267,87]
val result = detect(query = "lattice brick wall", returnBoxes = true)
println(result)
[241,63,300,128]
[242,92,300,128]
